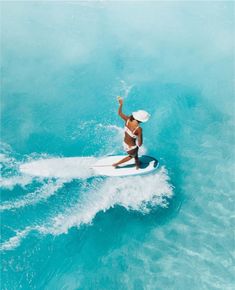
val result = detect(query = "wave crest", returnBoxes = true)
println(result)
[39,167,173,235]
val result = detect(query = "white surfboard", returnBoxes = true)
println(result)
[19,155,158,178]
[19,157,96,179]
[92,155,159,177]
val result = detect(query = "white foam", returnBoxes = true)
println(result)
[119,80,133,99]
[0,145,56,190]
[0,145,34,190]
[0,180,64,211]
[0,175,33,190]
[38,167,173,235]
[0,153,12,163]
[0,227,31,251]
[1,167,173,251]
[0,152,19,174]
[96,123,123,135]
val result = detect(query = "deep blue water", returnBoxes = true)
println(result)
[1,1,234,289]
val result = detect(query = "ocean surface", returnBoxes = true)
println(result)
[1,1,234,289]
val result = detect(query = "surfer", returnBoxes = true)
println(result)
[112,96,150,169]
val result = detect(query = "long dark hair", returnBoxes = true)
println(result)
[129,115,135,121]
[129,115,141,123]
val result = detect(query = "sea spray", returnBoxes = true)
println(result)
[0,179,64,211]
[1,167,173,250]
[37,167,173,235]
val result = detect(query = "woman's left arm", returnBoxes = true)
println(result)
[137,128,143,147]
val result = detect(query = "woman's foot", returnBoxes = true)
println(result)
[112,156,132,168]
[135,158,140,170]
[112,163,119,168]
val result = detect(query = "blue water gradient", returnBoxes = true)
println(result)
[1,1,234,289]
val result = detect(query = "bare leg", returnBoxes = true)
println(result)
[135,156,140,169]
[112,155,133,167]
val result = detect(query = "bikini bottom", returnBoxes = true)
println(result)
[123,141,138,157]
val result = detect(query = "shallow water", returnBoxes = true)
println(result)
[1,1,234,289]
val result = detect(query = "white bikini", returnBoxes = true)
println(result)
[123,119,139,152]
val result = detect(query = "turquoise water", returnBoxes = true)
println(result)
[1,1,234,289]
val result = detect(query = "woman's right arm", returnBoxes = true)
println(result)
[117,97,128,121]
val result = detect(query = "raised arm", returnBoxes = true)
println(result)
[117,96,128,121]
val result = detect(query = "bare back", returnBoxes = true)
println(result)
[124,119,141,146]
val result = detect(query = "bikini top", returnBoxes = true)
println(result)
[124,119,139,139]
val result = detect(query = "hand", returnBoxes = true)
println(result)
[117,96,123,105]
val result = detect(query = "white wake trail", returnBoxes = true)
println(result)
[38,167,173,235]
[0,227,32,251]
[0,167,173,251]
[0,180,64,211]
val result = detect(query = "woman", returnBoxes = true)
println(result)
[112,96,150,169]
